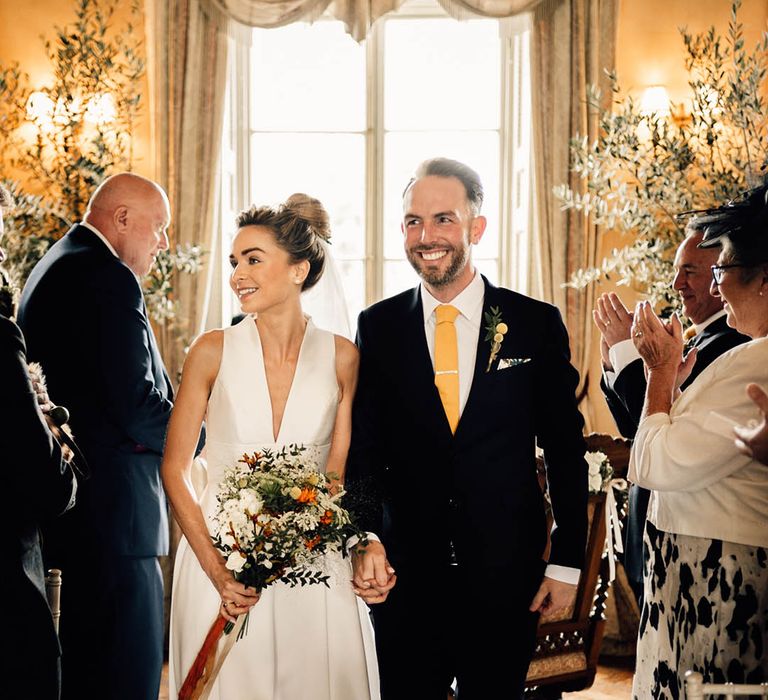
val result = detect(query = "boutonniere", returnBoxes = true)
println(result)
[483,306,508,372]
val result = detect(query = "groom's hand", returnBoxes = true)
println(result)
[351,540,396,604]
[529,576,577,619]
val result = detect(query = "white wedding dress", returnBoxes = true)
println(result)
[169,317,379,700]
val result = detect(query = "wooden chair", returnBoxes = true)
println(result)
[45,568,62,634]
[685,670,768,699]
[524,432,631,698]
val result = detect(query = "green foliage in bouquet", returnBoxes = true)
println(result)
[555,0,768,315]
[0,0,203,325]
[211,445,363,594]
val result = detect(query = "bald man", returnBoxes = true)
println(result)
[18,173,200,700]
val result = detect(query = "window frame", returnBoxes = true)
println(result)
[217,3,532,325]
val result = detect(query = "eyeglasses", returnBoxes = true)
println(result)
[710,263,751,285]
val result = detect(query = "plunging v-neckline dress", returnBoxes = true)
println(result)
[169,317,379,700]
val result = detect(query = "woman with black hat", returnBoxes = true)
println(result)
[628,183,768,698]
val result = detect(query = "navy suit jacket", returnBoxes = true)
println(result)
[17,225,177,558]
[345,277,588,575]
[601,315,749,584]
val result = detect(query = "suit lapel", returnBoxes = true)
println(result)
[454,278,498,438]
[691,316,728,349]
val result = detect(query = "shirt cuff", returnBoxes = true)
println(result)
[544,564,580,585]
[609,339,641,377]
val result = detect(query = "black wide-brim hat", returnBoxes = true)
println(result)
[676,181,768,248]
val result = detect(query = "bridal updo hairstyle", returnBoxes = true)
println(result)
[235,193,330,291]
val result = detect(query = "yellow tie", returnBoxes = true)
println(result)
[434,304,460,433]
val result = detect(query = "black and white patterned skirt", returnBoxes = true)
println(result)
[632,522,768,699]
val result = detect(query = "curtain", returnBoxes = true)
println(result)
[146,0,229,384]
[208,0,543,41]
[530,0,618,430]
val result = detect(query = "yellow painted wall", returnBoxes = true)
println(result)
[0,0,153,188]
[588,0,768,435]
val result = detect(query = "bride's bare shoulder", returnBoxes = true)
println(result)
[182,329,225,381]
[333,335,359,383]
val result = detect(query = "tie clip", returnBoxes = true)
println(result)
[435,370,458,375]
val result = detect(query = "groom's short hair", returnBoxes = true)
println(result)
[403,158,484,216]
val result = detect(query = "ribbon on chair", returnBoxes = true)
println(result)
[603,478,628,582]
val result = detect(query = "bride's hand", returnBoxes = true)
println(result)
[208,560,261,622]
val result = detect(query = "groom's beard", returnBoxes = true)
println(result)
[406,242,469,289]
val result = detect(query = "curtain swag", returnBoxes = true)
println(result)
[205,0,543,41]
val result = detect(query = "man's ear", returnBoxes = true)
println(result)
[114,205,129,232]
[470,215,487,244]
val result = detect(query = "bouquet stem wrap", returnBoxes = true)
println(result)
[179,614,246,700]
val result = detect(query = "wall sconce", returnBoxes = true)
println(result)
[640,85,671,117]
[640,85,690,126]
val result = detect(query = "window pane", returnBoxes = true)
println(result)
[383,131,500,260]
[250,133,365,259]
[384,259,421,298]
[251,22,365,132]
[474,257,499,285]
[384,18,500,131]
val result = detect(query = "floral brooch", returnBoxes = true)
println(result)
[483,306,508,372]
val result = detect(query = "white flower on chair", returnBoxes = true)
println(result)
[585,450,613,494]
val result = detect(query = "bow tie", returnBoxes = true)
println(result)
[683,325,698,345]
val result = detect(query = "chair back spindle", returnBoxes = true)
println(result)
[45,568,62,634]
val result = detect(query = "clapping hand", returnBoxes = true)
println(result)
[631,302,696,390]
[592,293,634,370]
[734,383,768,466]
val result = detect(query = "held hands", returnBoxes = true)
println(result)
[351,540,397,604]
[734,383,768,466]
[529,576,577,620]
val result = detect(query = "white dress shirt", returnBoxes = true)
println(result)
[422,271,579,585]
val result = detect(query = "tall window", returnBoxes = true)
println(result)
[219,1,532,327]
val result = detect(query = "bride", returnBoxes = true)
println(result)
[162,194,379,699]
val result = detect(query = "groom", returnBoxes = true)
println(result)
[346,158,588,699]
